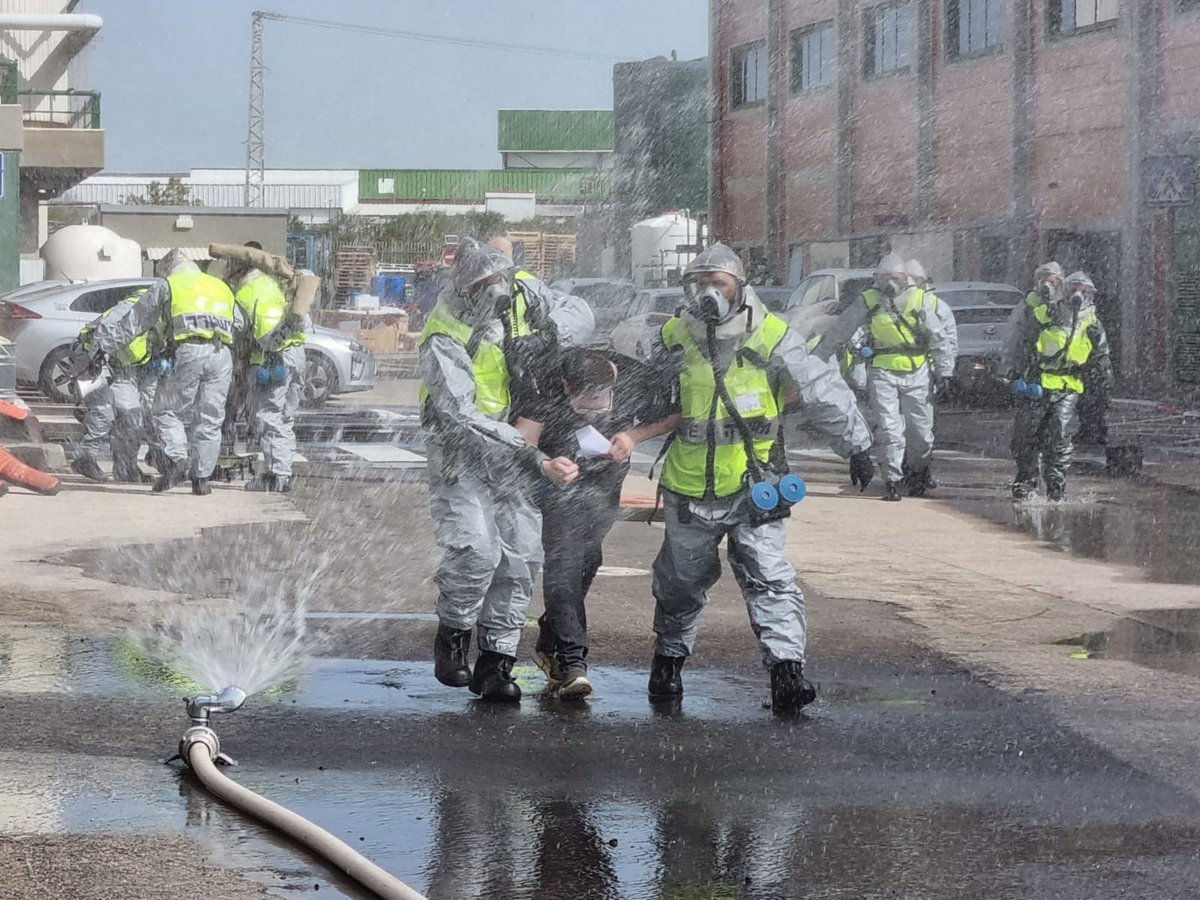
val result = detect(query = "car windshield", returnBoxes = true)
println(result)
[936,289,1021,308]
[576,283,634,310]
[652,292,684,314]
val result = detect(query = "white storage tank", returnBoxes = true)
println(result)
[41,225,143,281]
[630,212,699,288]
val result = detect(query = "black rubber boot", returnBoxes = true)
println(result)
[469,650,521,702]
[1046,482,1066,502]
[770,660,817,715]
[907,468,931,497]
[883,481,902,502]
[71,454,108,482]
[151,459,188,493]
[244,473,277,492]
[433,625,472,688]
[648,654,685,697]
[1011,480,1036,501]
[191,477,212,496]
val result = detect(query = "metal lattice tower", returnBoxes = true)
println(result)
[244,11,274,207]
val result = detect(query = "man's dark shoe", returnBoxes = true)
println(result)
[557,667,593,700]
[71,454,108,482]
[244,473,277,492]
[883,481,902,502]
[433,625,472,687]
[907,468,932,497]
[469,650,521,702]
[770,660,817,715]
[151,459,188,493]
[1011,481,1036,501]
[648,654,685,697]
[191,477,211,496]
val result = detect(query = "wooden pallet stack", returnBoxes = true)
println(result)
[505,232,576,280]
[332,246,377,308]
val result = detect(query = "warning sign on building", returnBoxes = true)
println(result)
[1145,156,1196,207]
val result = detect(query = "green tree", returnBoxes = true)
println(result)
[120,177,203,206]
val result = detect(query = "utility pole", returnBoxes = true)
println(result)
[244,11,281,207]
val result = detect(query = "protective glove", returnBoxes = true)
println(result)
[849,450,875,492]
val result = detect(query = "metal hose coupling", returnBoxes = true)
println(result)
[179,725,222,766]
[185,686,247,727]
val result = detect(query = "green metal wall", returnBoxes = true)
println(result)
[497,109,613,152]
[0,150,18,293]
[359,168,610,203]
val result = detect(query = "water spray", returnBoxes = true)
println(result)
[175,687,426,900]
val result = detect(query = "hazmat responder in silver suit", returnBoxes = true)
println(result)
[614,244,874,714]
[70,287,161,483]
[1002,267,1113,501]
[816,253,958,501]
[231,264,310,493]
[420,238,586,702]
[90,249,237,495]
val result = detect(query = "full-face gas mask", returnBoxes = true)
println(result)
[461,277,513,327]
[683,278,742,326]
[880,277,907,300]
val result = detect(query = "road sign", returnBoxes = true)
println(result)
[1145,155,1196,207]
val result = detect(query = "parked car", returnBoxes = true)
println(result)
[754,285,797,313]
[549,277,637,346]
[779,268,877,346]
[0,279,376,407]
[928,281,1023,395]
[608,288,684,359]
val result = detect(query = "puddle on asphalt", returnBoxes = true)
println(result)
[1070,607,1200,678]
[944,482,1200,585]
[0,629,765,723]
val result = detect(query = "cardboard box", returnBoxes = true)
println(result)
[357,324,401,354]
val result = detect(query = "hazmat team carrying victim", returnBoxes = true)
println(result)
[417,238,875,716]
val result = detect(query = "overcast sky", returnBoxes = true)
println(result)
[86,0,708,174]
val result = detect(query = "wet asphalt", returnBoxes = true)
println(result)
[5,400,1200,897]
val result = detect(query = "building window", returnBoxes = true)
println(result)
[1050,0,1119,35]
[791,22,835,93]
[731,42,767,108]
[864,2,913,77]
[947,0,1005,57]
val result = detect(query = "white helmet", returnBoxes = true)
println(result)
[683,242,747,283]
[1035,261,1065,281]
[875,253,907,278]
[905,259,928,285]
[1065,271,1095,293]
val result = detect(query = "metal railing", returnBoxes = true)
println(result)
[18,88,101,128]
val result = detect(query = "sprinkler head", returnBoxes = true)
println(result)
[185,685,247,727]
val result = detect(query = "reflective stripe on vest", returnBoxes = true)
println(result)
[507,271,538,339]
[863,287,927,372]
[660,312,788,499]
[1036,311,1096,395]
[417,299,510,417]
[235,272,304,364]
[168,270,236,344]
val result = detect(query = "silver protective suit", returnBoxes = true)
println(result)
[91,276,232,479]
[650,290,871,666]
[77,365,158,481]
[816,284,958,482]
[420,298,550,656]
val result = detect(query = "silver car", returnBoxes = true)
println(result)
[608,287,684,360]
[549,277,637,347]
[0,278,376,407]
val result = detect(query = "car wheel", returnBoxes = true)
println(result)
[303,350,338,408]
[38,345,77,405]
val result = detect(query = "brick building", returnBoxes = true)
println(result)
[709,0,1200,389]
